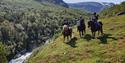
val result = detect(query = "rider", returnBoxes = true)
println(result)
[92,12,99,22]
[91,12,100,27]
[63,18,70,33]
[63,18,70,26]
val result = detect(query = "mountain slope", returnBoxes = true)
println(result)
[100,2,125,17]
[68,2,114,13]
[0,0,89,62]
[28,15,125,63]
[35,0,69,7]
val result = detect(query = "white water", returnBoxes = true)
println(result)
[9,52,32,63]
[9,40,50,63]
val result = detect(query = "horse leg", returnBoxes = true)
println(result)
[93,32,96,39]
[83,29,86,37]
[79,31,81,37]
[63,35,65,42]
[101,28,104,36]
[92,32,94,38]
[67,36,69,42]
[94,32,96,39]
[84,29,86,35]
[68,35,70,41]
[98,30,100,36]
[70,30,72,39]
[70,34,72,39]
[82,30,84,36]
[80,31,82,37]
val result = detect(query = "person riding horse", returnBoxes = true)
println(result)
[77,17,86,37]
[62,19,72,42]
[91,12,99,22]
[91,12,101,29]
[88,12,103,38]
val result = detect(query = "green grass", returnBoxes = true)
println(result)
[100,2,125,17]
[28,15,125,63]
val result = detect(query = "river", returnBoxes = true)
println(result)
[9,40,50,63]
[9,52,32,63]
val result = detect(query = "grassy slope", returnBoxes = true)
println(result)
[28,15,125,63]
[100,2,125,17]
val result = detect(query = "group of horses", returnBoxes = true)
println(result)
[62,19,104,42]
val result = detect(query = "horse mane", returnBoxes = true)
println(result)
[88,21,93,27]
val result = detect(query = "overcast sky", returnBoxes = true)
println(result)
[63,0,125,4]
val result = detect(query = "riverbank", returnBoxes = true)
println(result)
[9,40,51,63]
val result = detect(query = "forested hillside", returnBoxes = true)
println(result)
[0,0,90,62]
[100,2,125,17]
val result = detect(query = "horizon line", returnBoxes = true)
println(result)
[64,1,124,4]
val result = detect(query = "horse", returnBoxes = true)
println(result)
[62,25,72,42]
[77,19,86,37]
[88,21,103,38]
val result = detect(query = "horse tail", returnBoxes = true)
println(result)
[98,21,104,35]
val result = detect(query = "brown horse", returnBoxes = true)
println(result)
[62,25,72,42]
[88,21,103,38]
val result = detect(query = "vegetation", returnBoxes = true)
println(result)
[35,0,69,8]
[0,0,90,61]
[100,2,125,17]
[28,15,125,63]
[1,0,124,62]
[0,43,7,63]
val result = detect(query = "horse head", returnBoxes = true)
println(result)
[88,21,93,28]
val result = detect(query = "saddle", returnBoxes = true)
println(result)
[94,22,101,28]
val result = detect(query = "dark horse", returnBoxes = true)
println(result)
[88,21,103,38]
[77,19,86,37]
[62,25,72,42]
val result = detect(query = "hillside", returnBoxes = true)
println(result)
[100,2,125,17]
[0,0,90,62]
[35,0,69,8]
[28,15,125,63]
[68,2,114,13]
